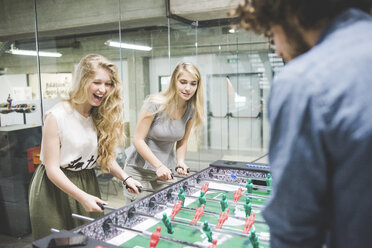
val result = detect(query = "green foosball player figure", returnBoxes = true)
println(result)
[162,213,174,234]
[178,188,186,207]
[266,173,272,193]
[202,220,213,242]
[220,193,228,212]
[198,191,206,206]
[244,197,252,217]
[246,179,254,194]
[266,173,272,186]
[249,229,260,248]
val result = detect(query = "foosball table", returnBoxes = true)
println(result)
[33,160,272,248]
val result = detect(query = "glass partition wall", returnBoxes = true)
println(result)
[0,0,40,126]
[0,0,282,182]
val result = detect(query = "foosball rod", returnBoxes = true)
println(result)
[155,173,271,193]
[134,210,253,239]
[110,223,206,248]
[141,187,263,208]
[172,170,271,192]
[159,202,265,224]
[192,179,270,199]
[71,213,205,248]
[144,180,269,200]
[178,190,265,208]
[72,214,95,222]
[125,163,197,178]
[98,199,263,224]
[187,181,269,200]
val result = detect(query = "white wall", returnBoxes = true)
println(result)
[0,74,28,101]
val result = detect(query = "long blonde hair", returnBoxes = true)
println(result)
[68,54,124,172]
[146,62,204,131]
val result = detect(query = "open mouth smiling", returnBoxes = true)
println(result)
[93,93,104,101]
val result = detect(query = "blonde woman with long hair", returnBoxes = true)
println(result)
[29,54,142,240]
[124,62,204,201]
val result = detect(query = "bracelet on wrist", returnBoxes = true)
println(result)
[123,176,132,184]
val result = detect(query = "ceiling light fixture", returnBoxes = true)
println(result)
[6,44,62,57]
[105,40,152,51]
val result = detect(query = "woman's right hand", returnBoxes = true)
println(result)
[79,193,107,213]
[156,165,172,180]
[125,177,143,194]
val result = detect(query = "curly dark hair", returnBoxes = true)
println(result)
[233,0,372,35]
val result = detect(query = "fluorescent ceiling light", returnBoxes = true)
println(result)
[6,44,62,57]
[105,40,152,51]
[7,49,62,57]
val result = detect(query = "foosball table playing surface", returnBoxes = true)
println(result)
[34,160,272,248]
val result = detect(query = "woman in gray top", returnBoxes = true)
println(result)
[125,62,204,199]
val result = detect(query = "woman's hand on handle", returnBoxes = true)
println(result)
[124,177,143,194]
[176,161,189,176]
[79,192,107,213]
[156,165,173,180]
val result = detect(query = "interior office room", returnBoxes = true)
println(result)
[0,0,282,247]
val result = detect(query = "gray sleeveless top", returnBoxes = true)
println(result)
[125,102,194,170]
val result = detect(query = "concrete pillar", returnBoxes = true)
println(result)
[127,55,150,143]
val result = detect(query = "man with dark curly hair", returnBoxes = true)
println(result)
[233,0,372,247]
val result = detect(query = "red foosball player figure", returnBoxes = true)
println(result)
[149,226,162,248]
[170,200,183,220]
[201,182,209,194]
[208,239,218,248]
[233,187,242,202]
[242,212,256,234]
[216,208,229,229]
[191,204,205,224]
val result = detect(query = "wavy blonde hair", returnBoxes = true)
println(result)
[145,62,204,132]
[68,54,124,172]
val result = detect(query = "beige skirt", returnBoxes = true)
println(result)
[28,164,103,241]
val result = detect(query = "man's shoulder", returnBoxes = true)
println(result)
[271,62,312,98]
